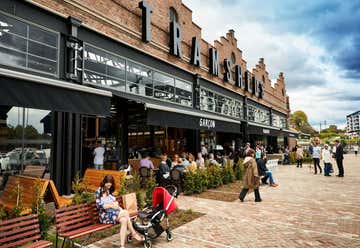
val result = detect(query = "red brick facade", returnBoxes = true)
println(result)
[31,0,290,115]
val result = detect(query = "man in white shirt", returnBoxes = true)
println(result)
[322,144,332,176]
[93,141,105,170]
[354,145,359,156]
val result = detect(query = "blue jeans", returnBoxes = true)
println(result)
[265,171,274,184]
[94,164,104,170]
[324,163,331,176]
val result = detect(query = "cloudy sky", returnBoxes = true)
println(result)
[183,0,360,129]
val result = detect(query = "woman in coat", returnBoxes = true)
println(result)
[239,149,262,202]
[296,145,304,168]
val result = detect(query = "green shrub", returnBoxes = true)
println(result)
[193,170,207,193]
[289,152,297,164]
[31,178,51,239]
[72,173,94,204]
[0,206,7,220]
[9,180,25,218]
[145,171,157,207]
[206,165,222,188]
[136,191,145,209]
[234,159,244,180]
[183,171,195,195]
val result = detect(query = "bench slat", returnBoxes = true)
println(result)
[0,229,40,244]
[0,219,38,232]
[57,220,96,234]
[0,224,40,238]
[62,224,113,240]
[1,234,41,248]
[22,240,52,248]
[0,214,37,226]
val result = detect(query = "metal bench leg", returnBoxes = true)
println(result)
[61,237,67,248]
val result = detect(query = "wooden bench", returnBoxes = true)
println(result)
[55,194,137,247]
[0,176,72,215]
[23,165,46,178]
[0,213,52,248]
[82,169,127,195]
[0,176,48,215]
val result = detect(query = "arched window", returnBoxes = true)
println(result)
[231,52,236,64]
[169,7,178,23]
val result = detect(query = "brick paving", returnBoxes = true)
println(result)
[87,154,360,248]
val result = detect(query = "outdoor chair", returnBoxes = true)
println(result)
[139,167,151,188]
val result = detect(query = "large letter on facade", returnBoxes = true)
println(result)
[223,59,231,82]
[209,48,219,76]
[245,70,251,92]
[170,21,182,58]
[252,76,258,96]
[139,1,153,43]
[235,65,242,88]
[191,36,201,67]
[259,82,264,98]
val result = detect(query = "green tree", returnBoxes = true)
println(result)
[290,110,317,135]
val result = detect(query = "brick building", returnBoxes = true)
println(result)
[0,0,297,194]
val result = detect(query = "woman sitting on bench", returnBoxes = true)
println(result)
[95,175,144,248]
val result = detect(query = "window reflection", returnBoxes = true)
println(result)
[0,12,59,75]
[0,106,52,179]
[248,103,270,125]
[200,88,243,119]
[83,44,193,107]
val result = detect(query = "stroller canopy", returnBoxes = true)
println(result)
[152,187,177,215]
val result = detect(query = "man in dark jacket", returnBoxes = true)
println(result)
[334,140,344,177]
[256,153,278,187]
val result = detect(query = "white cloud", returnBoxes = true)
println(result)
[183,0,359,128]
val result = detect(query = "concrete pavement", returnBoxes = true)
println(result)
[88,154,360,248]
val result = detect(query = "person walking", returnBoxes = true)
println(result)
[334,140,344,177]
[354,144,359,156]
[312,140,322,174]
[296,145,304,168]
[239,149,262,202]
[322,144,332,176]
[93,141,105,170]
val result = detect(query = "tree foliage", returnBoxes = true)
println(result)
[290,110,317,135]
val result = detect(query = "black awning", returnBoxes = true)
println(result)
[282,130,299,138]
[147,109,241,134]
[247,124,282,136]
[0,76,111,116]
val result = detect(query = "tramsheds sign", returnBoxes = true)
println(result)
[138,1,264,99]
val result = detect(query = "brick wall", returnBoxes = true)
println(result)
[30,0,290,115]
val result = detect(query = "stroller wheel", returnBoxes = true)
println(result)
[144,239,152,248]
[166,230,173,241]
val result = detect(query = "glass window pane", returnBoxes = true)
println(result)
[28,41,57,61]
[0,32,27,52]
[0,47,26,67]
[84,60,106,74]
[0,15,27,37]
[29,25,58,48]
[84,45,107,64]
[127,62,153,87]
[28,55,57,75]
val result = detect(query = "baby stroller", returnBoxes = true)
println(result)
[132,185,177,248]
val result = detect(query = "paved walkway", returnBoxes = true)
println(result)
[88,154,360,248]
